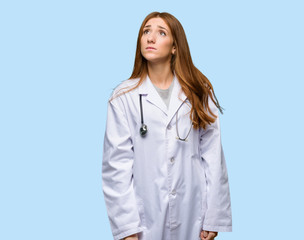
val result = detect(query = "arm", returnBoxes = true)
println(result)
[102,95,143,240]
[199,99,232,232]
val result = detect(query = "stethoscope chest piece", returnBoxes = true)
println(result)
[140,124,148,137]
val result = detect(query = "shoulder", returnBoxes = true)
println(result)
[207,94,219,118]
[111,77,140,99]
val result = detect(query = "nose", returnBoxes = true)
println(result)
[147,32,156,43]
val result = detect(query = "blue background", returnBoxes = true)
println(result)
[1,0,303,239]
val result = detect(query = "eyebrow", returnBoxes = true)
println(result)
[144,25,168,32]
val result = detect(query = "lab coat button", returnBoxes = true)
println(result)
[171,189,176,196]
[167,124,172,130]
[170,157,175,163]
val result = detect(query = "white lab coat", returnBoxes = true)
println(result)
[102,74,232,240]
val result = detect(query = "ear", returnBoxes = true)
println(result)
[172,46,176,55]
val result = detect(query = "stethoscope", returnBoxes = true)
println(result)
[139,94,148,137]
[139,94,192,141]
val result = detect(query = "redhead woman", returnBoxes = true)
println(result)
[102,12,232,240]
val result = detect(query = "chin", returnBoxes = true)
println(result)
[144,57,159,62]
[143,54,168,64]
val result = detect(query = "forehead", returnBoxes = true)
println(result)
[144,17,170,30]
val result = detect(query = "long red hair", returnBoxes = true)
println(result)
[121,11,223,130]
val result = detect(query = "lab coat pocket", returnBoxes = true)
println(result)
[136,198,151,240]
[200,191,208,233]
[136,198,146,227]
[197,205,207,240]
[198,159,208,230]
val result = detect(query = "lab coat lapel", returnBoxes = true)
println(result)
[166,75,187,126]
[138,75,168,115]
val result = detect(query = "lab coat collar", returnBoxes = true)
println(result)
[138,73,187,125]
[138,74,168,114]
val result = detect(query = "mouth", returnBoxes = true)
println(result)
[146,47,156,50]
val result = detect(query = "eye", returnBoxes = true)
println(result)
[160,31,166,36]
[143,29,149,34]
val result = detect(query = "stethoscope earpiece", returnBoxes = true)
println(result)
[140,124,148,137]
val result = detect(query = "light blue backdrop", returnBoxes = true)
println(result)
[1,0,303,239]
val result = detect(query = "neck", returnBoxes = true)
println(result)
[147,61,174,89]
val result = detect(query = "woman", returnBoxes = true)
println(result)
[102,12,232,240]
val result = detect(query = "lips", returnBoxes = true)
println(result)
[146,47,156,50]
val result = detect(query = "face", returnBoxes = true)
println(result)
[141,17,176,64]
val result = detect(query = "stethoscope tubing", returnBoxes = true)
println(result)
[139,94,148,137]
[139,94,192,141]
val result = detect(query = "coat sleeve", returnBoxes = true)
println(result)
[199,98,232,232]
[102,94,143,240]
